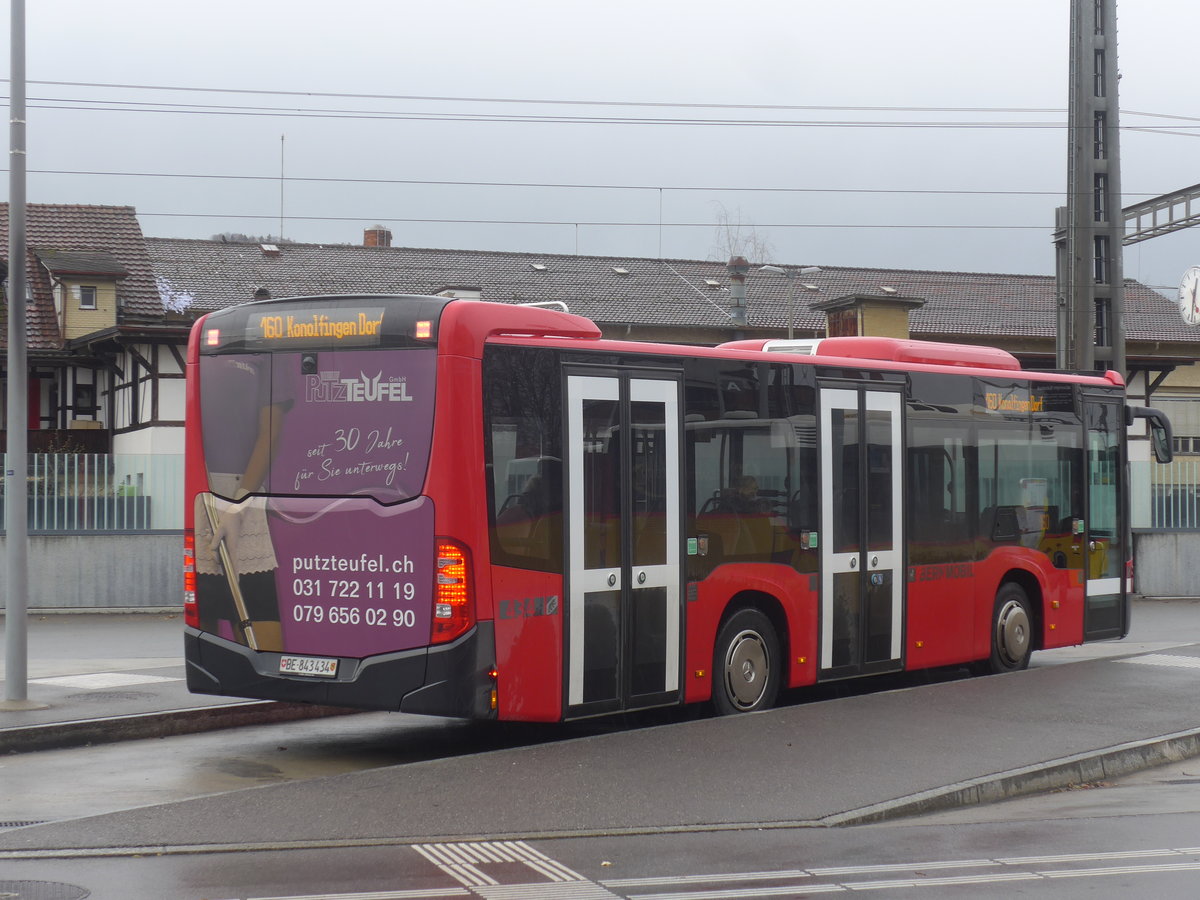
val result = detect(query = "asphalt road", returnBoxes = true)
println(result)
[3,600,1200,899]
[5,763,1200,899]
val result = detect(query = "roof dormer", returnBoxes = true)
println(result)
[36,249,127,339]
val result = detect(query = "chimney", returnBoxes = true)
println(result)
[726,256,750,327]
[811,293,925,339]
[364,226,393,248]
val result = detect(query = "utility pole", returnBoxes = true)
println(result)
[3,0,42,710]
[1057,0,1125,375]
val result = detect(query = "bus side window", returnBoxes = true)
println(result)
[483,346,563,573]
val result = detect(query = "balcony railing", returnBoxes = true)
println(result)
[0,453,183,533]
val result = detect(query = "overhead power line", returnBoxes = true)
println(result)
[4,98,1078,128]
[11,96,1199,133]
[0,78,1078,112]
[8,166,1172,199]
[5,79,1197,125]
[137,210,1058,230]
[2,84,1195,134]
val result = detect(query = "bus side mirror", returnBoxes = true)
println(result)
[1127,406,1173,464]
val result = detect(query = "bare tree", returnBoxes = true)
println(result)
[708,203,776,264]
[210,233,294,245]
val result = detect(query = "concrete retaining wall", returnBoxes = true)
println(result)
[1133,531,1200,598]
[0,533,180,610]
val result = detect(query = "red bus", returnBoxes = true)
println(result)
[183,295,1171,721]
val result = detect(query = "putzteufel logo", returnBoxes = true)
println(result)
[305,371,413,403]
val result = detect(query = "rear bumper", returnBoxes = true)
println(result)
[184,621,496,719]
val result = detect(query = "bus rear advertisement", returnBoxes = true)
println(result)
[183,295,1172,721]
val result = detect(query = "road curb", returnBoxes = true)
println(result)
[822,725,1200,826]
[0,702,357,755]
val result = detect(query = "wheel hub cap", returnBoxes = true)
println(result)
[997,600,1030,667]
[725,630,769,710]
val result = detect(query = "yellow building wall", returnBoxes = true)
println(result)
[861,303,913,339]
[62,279,118,340]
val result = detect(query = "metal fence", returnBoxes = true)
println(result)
[2,451,1194,533]
[0,453,183,532]
[1152,456,1200,530]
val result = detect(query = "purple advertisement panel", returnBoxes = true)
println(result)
[270,496,435,657]
[267,348,436,501]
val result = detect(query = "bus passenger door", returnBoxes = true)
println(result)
[565,372,683,717]
[819,387,905,678]
[1083,396,1127,640]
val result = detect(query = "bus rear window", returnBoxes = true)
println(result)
[199,347,435,502]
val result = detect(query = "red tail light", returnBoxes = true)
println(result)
[183,532,199,628]
[432,539,474,644]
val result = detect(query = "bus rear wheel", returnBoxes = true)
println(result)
[983,583,1033,674]
[713,608,781,715]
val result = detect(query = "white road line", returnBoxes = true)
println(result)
[435,869,482,890]
[436,845,481,865]
[515,841,590,882]
[246,890,470,900]
[414,840,593,892]
[524,857,580,883]
[808,858,996,876]
[471,884,622,899]
[31,672,181,689]
[844,872,1043,890]
[470,843,508,864]
[1040,861,1200,879]
[607,847,1200,898]
[604,869,811,888]
[997,848,1187,865]
[627,885,844,899]
[450,863,500,888]
[413,845,464,868]
[1118,653,1200,669]
[244,843,1200,900]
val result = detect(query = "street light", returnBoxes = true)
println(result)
[758,265,822,339]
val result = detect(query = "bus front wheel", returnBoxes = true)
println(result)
[983,583,1033,674]
[712,608,781,715]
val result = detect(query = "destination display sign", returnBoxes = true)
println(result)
[198,296,447,353]
[247,307,387,347]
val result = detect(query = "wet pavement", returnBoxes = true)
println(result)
[2,603,1200,853]
[0,612,345,754]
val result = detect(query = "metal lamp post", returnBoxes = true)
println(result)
[758,265,822,339]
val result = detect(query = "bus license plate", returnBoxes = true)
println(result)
[279,655,339,678]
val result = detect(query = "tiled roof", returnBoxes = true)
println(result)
[35,249,129,278]
[0,204,162,352]
[143,237,1200,348]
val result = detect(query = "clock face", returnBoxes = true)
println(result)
[1180,267,1200,326]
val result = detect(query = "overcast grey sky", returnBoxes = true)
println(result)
[4,1,1198,295]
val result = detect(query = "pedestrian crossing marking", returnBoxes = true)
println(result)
[413,842,620,898]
